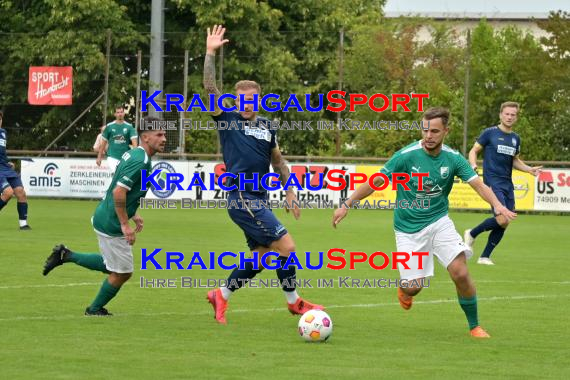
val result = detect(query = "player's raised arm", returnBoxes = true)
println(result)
[203,25,229,116]
[271,146,300,220]
[468,177,517,221]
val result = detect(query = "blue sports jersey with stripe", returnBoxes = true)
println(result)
[477,126,521,191]
[213,111,277,193]
[0,128,12,173]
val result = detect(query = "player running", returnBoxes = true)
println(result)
[0,111,31,230]
[465,102,541,265]
[96,105,138,173]
[332,107,517,338]
[203,25,324,324]
[42,119,166,316]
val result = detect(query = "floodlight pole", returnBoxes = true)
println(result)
[336,28,344,156]
[462,29,471,156]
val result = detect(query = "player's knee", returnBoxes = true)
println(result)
[271,235,296,256]
[14,187,26,201]
[282,243,296,256]
[451,267,469,284]
[258,254,269,271]
[112,272,132,284]
[2,187,14,200]
[495,215,510,228]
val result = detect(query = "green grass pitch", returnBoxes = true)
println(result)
[1,199,568,379]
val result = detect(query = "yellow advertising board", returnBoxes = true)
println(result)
[356,165,396,202]
[355,166,535,210]
[448,170,535,210]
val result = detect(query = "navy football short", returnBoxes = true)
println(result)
[227,191,288,250]
[0,169,23,189]
[490,186,515,213]
[0,175,10,192]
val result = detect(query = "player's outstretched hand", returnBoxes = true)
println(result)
[206,25,229,54]
[121,224,136,245]
[132,214,144,233]
[496,205,517,221]
[285,191,301,220]
[96,157,102,167]
[332,207,348,228]
[529,165,543,176]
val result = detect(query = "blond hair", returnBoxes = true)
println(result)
[235,80,261,93]
[500,101,520,112]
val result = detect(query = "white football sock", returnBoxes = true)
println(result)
[284,289,300,304]
[19,220,28,227]
[220,287,232,300]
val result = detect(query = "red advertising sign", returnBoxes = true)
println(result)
[28,66,73,105]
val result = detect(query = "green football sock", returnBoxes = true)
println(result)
[88,279,120,312]
[66,252,110,274]
[458,295,479,330]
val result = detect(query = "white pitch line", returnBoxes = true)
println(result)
[0,294,566,323]
[0,282,100,290]
[467,280,570,285]
[0,279,568,290]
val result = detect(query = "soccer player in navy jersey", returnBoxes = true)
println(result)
[464,102,542,265]
[0,111,31,230]
[203,25,324,324]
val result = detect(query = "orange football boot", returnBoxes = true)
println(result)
[398,287,413,310]
[287,298,324,315]
[470,326,491,338]
[206,289,228,324]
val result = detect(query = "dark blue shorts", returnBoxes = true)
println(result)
[227,191,288,250]
[0,170,23,189]
[490,186,515,213]
[0,176,10,192]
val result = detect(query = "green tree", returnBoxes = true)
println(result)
[175,0,384,155]
[0,0,144,150]
[340,18,464,157]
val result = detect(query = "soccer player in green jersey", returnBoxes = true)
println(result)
[332,107,517,338]
[96,106,138,173]
[42,118,166,316]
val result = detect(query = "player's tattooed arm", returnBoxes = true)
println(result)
[271,147,300,219]
[203,54,221,97]
[204,25,229,115]
[271,147,291,189]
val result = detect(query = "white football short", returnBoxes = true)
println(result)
[394,215,472,281]
[95,230,133,273]
[106,157,120,173]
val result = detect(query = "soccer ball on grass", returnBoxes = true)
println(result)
[298,310,333,342]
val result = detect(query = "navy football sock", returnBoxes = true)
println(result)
[277,256,297,291]
[17,201,28,221]
[225,262,262,292]
[481,227,506,258]
[0,198,7,211]
[471,217,500,238]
